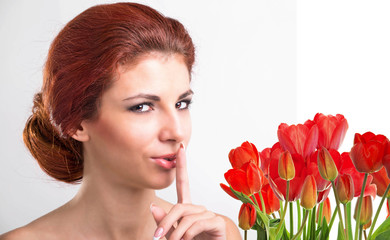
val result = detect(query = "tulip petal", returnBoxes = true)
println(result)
[246,162,261,194]
[329,117,348,150]
[303,125,319,159]
[225,169,251,195]
[220,183,239,200]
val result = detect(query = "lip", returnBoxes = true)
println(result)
[151,153,177,169]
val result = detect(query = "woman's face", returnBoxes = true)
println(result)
[81,53,192,189]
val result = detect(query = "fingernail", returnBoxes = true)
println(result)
[180,142,186,150]
[153,227,163,240]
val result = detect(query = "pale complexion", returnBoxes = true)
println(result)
[1,54,241,240]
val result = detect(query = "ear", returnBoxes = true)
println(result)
[71,121,90,142]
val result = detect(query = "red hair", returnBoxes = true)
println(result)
[23,3,195,183]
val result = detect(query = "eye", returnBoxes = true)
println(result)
[128,103,153,113]
[176,100,192,110]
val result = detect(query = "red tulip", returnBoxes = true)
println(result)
[277,122,319,160]
[336,174,354,204]
[313,113,348,150]
[354,196,373,226]
[267,143,307,201]
[338,152,377,198]
[300,175,318,210]
[252,183,281,215]
[278,150,295,181]
[238,203,257,230]
[316,197,331,224]
[308,149,341,192]
[229,141,259,169]
[260,142,283,178]
[317,147,338,181]
[350,132,388,173]
[223,162,264,196]
[371,167,390,197]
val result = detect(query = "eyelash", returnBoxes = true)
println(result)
[128,99,193,113]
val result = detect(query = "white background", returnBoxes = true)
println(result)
[0,0,389,238]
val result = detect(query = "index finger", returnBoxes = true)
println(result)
[176,143,191,203]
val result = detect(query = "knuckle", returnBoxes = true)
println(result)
[174,203,184,211]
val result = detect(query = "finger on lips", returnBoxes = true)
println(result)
[176,143,191,204]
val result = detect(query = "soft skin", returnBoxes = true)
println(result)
[1,54,241,240]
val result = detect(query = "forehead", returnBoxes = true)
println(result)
[105,53,191,98]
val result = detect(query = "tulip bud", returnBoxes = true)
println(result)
[300,175,317,210]
[354,196,373,226]
[336,174,354,204]
[317,147,338,181]
[278,151,295,181]
[363,220,372,230]
[238,203,256,230]
[316,197,331,224]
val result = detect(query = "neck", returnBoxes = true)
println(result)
[69,174,158,239]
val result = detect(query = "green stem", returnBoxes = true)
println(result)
[310,205,316,240]
[346,202,353,240]
[290,202,294,238]
[364,230,367,240]
[328,206,338,230]
[253,192,265,216]
[318,202,324,227]
[359,225,363,240]
[332,180,347,240]
[367,184,390,239]
[297,201,301,240]
[344,204,349,240]
[244,230,247,240]
[259,191,267,216]
[276,181,290,233]
[291,210,309,240]
[355,173,368,240]
[307,209,312,240]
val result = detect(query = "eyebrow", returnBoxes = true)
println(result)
[122,89,194,102]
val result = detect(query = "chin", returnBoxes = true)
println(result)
[150,174,175,190]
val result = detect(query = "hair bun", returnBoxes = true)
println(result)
[23,92,83,183]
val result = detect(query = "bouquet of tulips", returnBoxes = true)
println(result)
[220,113,390,240]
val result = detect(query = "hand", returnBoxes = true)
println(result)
[151,143,227,240]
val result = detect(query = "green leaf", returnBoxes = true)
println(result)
[269,218,281,228]
[371,216,390,240]
[337,222,345,240]
[374,230,390,240]
[317,217,330,240]
[230,186,255,205]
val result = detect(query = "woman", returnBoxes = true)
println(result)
[1,3,241,240]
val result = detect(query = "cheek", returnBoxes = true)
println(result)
[91,116,157,153]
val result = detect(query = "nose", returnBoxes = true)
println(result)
[158,109,186,143]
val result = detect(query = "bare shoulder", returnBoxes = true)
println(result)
[0,226,38,240]
[216,213,242,240]
[1,204,72,240]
